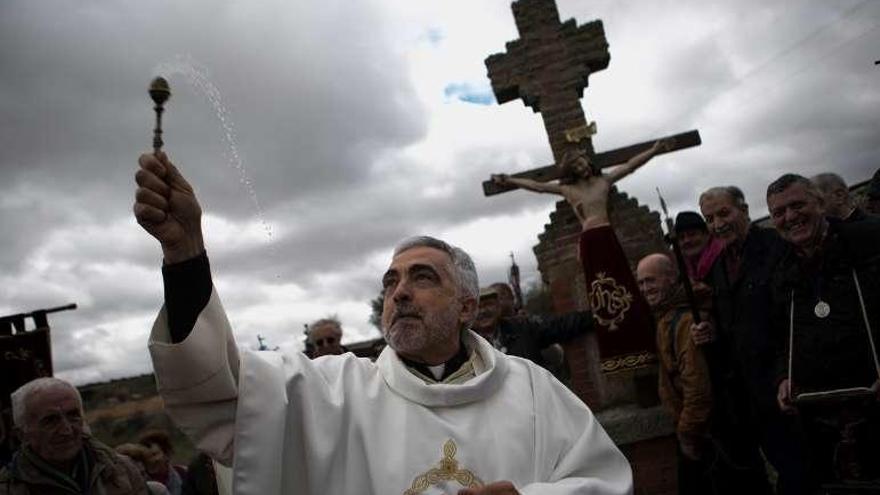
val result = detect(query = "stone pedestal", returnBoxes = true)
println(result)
[598,396,677,494]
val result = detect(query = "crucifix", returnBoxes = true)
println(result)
[482,0,700,197]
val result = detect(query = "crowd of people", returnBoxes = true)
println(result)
[2,139,879,495]
[633,172,880,493]
[0,377,221,495]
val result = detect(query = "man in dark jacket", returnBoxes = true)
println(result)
[472,284,592,372]
[811,172,867,222]
[0,377,147,495]
[769,173,880,487]
[699,185,805,495]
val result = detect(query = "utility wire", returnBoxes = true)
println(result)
[646,0,875,135]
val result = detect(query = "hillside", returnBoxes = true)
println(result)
[79,373,196,464]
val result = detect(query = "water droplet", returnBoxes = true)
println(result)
[154,55,276,258]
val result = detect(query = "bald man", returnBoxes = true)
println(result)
[636,254,713,494]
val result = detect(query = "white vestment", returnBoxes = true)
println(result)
[149,290,633,495]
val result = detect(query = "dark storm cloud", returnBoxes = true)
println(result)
[0,0,429,381]
[3,0,878,383]
[582,0,880,218]
[0,0,426,216]
[204,142,555,293]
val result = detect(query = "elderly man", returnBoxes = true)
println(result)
[698,186,798,494]
[635,254,713,494]
[133,151,631,495]
[472,284,591,372]
[769,174,880,486]
[0,377,147,495]
[811,172,865,222]
[306,317,346,358]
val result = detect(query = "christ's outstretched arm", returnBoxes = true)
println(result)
[492,174,563,195]
[605,138,674,184]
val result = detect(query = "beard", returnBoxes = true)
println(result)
[382,301,461,356]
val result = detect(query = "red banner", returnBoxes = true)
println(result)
[579,226,656,372]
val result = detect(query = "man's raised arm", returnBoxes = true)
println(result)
[134,152,210,342]
[134,151,239,464]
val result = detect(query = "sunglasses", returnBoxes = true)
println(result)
[314,336,337,347]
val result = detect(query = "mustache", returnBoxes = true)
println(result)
[390,304,422,323]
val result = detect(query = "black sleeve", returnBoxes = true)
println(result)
[162,252,212,344]
[534,310,594,348]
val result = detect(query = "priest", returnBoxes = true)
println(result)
[132,151,632,495]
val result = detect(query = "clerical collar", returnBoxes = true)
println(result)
[400,339,470,382]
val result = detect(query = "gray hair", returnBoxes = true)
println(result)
[11,377,83,428]
[811,173,847,194]
[307,316,342,341]
[767,173,823,201]
[393,236,479,303]
[699,185,747,209]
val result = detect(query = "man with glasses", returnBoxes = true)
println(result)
[307,317,346,358]
[0,377,148,494]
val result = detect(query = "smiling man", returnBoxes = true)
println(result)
[0,377,147,495]
[134,152,632,495]
[672,211,723,281]
[768,173,880,486]
[698,186,801,495]
[635,253,713,494]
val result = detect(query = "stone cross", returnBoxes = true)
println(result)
[483,0,700,196]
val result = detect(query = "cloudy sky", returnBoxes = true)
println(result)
[1,0,878,385]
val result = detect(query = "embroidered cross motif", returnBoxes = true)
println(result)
[403,439,483,494]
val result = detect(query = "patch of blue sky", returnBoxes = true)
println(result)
[443,82,496,105]
[419,27,445,46]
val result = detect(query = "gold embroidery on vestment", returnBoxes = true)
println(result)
[589,272,633,331]
[403,439,483,494]
[601,351,657,373]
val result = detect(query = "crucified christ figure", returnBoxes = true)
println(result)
[492,138,674,230]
